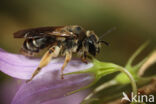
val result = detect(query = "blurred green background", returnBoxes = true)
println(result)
[0,0,156,104]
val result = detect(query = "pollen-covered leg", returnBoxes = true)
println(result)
[61,52,72,79]
[26,46,61,82]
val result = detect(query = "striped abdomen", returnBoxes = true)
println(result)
[22,36,56,55]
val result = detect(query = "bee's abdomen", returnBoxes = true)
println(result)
[23,39,39,52]
[23,36,56,52]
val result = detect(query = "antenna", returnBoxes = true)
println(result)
[100,27,116,40]
[99,40,109,46]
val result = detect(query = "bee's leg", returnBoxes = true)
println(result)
[26,46,61,82]
[81,56,88,64]
[61,52,72,79]
[81,52,88,64]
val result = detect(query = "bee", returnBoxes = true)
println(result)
[14,25,109,82]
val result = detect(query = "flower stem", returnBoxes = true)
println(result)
[117,66,137,95]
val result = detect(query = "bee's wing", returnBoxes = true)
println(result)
[13,26,64,38]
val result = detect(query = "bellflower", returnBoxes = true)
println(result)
[0,48,136,104]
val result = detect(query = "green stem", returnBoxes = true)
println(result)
[117,66,137,95]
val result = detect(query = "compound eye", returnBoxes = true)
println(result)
[88,43,96,56]
[89,35,97,42]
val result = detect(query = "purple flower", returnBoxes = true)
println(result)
[0,48,95,104]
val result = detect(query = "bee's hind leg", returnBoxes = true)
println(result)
[61,52,72,79]
[26,46,61,82]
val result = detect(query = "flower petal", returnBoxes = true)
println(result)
[0,48,93,79]
[12,73,94,104]
[0,49,94,104]
[0,79,23,104]
[43,90,89,104]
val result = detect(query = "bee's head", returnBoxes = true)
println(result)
[84,31,109,56]
[84,31,100,56]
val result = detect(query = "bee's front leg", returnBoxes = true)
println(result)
[61,52,72,79]
[81,56,88,64]
[81,52,88,64]
[26,46,61,82]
